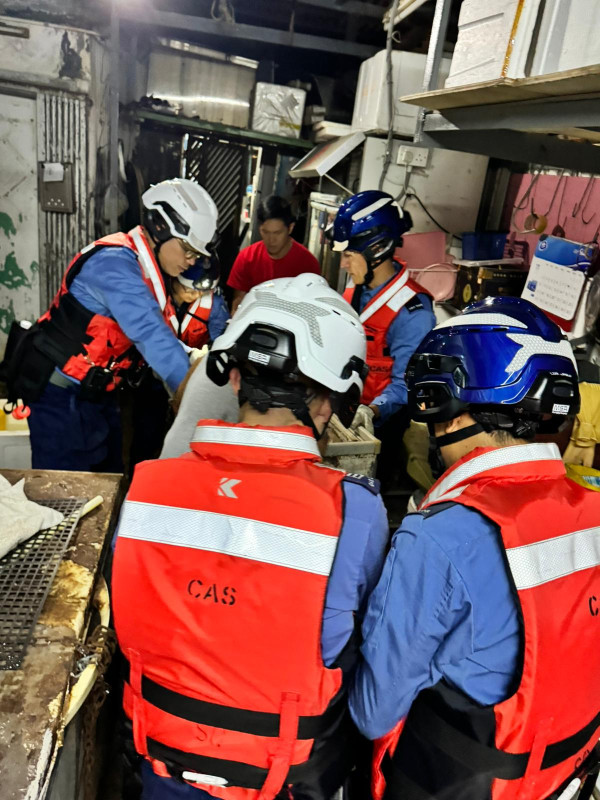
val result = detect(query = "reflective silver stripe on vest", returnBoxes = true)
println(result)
[359,271,409,323]
[387,285,416,313]
[130,226,167,311]
[192,425,320,457]
[423,443,562,507]
[506,526,600,590]
[118,501,338,576]
[181,294,212,335]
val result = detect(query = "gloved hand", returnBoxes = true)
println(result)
[350,404,375,435]
[563,382,600,467]
[187,345,209,365]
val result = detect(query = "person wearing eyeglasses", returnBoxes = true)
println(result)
[7,178,219,472]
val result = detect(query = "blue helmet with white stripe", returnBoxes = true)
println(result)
[330,191,412,271]
[406,297,579,436]
[177,253,220,292]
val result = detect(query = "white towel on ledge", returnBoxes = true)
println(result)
[0,475,64,559]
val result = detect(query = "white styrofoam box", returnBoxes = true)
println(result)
[0,432,32,469]
[359,137,488,236]
[313,121,354,142]
[251,83,306,139]
[531,0,600,75]
[351,50,451,137]
[445,0,542,88]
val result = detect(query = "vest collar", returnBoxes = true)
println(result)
[421,442,565,508]
[190,420,321,464]
[129,225,168,310]
[360,264,411,323]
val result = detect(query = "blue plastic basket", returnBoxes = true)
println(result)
[462,232,508,261]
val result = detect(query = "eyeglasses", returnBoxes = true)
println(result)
[177,239,203,261]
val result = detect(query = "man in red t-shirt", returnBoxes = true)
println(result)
[228,195,320,313]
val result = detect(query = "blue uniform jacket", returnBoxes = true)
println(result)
[206,292,229,342]
[349,502,520,740]
[359,275,436,424]
[67,246,190,392]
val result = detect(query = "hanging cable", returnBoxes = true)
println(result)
[403,190,461,239]
[379,0,401,191]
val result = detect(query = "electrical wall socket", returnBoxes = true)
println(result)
[397,145,430,168]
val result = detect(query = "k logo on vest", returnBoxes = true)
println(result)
[218,478,240,498]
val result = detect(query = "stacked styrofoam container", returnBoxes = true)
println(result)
[531,0,600,75]
[251,83,307,139]
[351,50,451,137]
[445,0,543,88]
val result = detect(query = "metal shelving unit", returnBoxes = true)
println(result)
[401,0,600,172]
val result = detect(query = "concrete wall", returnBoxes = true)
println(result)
[0,15,110,349]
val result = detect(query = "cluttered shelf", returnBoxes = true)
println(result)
[133,109,314,152]
[398,65,600,172]
[400,63,600,111]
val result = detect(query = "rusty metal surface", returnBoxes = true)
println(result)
[0,469,122,800]
[37,91,90,311]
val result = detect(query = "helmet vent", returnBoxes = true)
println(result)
[176,185,198,210]
[155,202,190,236]
[315,295,358,317]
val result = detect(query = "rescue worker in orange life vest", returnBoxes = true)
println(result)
[330,190,435,485]
[350,297,600,800]
[168,252,230,349]
[111,274,390,800]
[12,178,218,472]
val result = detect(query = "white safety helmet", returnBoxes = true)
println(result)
[142,178,218,255]
[207,274,368,428]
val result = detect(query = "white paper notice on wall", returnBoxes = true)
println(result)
[42,162,64,183]
[521,258,586,322]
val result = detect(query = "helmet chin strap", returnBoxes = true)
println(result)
[434,423,485,449]
[426,422,485,481]
[239,375,325,441]
[350,258,380,310]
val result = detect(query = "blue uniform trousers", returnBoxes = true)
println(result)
[28,381,123,472]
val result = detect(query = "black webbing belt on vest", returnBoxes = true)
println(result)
[145,736,338,790]
[409,701,600,779]
[122,660,344,740]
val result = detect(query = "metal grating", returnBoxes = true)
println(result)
[185,135,246,236]
[0,498,86,670]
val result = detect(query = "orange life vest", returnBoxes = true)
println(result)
[38,226,172,389]
[112,421,350,800]
[377,443,600,800]
[343,263,431,405]
[169,293,212,349]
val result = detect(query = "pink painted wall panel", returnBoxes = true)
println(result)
[501,174,600,261]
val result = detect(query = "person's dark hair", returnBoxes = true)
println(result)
[257,195,295,227]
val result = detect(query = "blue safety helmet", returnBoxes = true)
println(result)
[406,297,579,437]
[330,190,412,276]
[177,253,220,292]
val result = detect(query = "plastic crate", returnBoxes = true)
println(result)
[462,232,508,261]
